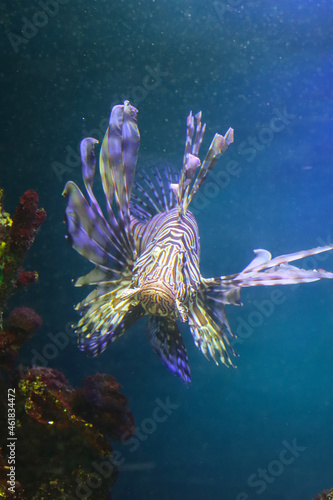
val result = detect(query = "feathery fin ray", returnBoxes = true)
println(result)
[171,110,234,216]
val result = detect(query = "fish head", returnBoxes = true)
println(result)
[138,279,176,316]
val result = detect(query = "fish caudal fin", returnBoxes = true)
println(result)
[146,315,191,384]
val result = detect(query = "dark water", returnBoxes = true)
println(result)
[1,0,333,499]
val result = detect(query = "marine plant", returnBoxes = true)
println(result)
[0,186,134,499]
[0,189,46,314]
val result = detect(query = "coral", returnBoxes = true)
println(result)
[71,373,136,441]
[8,191,46,259]
[0,186,45,371]
[15,270,38,288]
[0,330,21,371]
[7,307,42,336]
[0,186,135,499]
[18,366,73,427]
[0,367,135,499]
[0,189,46,312]
[0,308,42,371]
[314,489,333,500]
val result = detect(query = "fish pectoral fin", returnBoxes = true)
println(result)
[117,287,140,299]
[222,245,333,288]
[78,301,145,357]
[201,278,242,306]
[187,298,237,368]
[146,316,191,384]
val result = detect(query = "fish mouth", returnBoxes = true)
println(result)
[138,280,175,316]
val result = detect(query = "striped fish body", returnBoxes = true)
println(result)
[63,101,333,384]
[131,208,200,319]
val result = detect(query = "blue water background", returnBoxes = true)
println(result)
[1,0,333,499]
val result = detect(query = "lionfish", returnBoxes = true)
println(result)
[63,101,333,383]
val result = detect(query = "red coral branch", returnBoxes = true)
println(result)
[9,191,46,259]
[0,190,46,311]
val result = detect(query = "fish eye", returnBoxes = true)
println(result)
[182,253,187,265]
